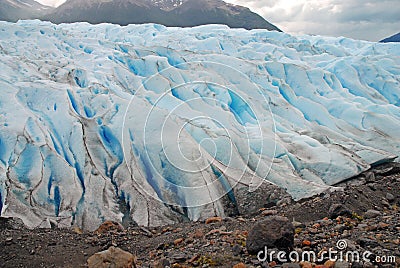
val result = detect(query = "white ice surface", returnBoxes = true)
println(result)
[0,21,399,229]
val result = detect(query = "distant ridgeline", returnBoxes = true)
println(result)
[0,0,281,31]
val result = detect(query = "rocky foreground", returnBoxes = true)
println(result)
[1,163,400,268]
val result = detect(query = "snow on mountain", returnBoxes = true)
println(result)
[0,0,51,22]
[151,0,183,11]
[0,20,399,230]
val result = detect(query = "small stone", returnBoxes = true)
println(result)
[299,262,313,268]
[269,261,277,267]
[357,224,368,229]
[329,204,351,219]
[73,227,83,235]
[364,210,382,219]
[232,244,243,256]
[378,222,389,229]
[5,237,13,243]
[302,240,311,247]
[358,238,379,248]
[292,221,305,228]
[350,262,363,268]
[174,238,184,246]
[170,253,187,262]
[386,193,395,202]
[364,171,375,183]
[334,260,350,268]
[368,184,377,191]
[205,216,223,224]
[381,199,390,207]
[261,210,278,216]
[324,260,335,267]
[282,264,300,268]
[192,229,204,238]
[233,263,247,268]
[188,255,200,264]
[87,246,136,268]
[154,258,170,268]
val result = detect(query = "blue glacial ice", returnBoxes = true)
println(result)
[0,20,399,229]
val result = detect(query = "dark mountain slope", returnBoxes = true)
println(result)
[42,0,281,31]
[380,32,400,43]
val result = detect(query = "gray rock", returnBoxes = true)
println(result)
[368,184,377,191]
[159,259,170,267]
[334,260,350,268]
[329,203,352,219]
[292,221,305,228]
[350,262,363,268]
[364,171,375,183]
[386,193,395,202]
[361,262,375,268]
[342,239,358,251]
[246,216,294,255]
[364,209,382,219]
[381,199,390,207]
[232,244,243,256]
[170,253,187,262]
[358,238,379,248]
[282,263,301,268]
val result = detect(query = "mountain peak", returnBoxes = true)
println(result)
[0,0,52,21]
[42,0,280,31]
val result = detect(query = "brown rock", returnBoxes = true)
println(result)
[246,216,294,254]
[324,260,336,267]
[174,238,184,246]
[205,216,223,224]
[94,221,124,234]
[261,210,278,216]
[299,262,313,268]
[233,263,246,268]
[87,246,136,268]
[193,229,204,238]
[378,222,389,229]
[302,240,312,247]
[73,227,83,235]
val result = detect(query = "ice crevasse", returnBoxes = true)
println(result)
[0,20,399,230]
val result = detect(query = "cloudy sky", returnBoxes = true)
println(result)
[35,0,399,41]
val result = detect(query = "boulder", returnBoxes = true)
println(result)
[328,204,351,219]
[246,216,294,255]
[87,246,136,268]
[94,221,124,234]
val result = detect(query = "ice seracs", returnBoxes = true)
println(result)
[0,20,399,230]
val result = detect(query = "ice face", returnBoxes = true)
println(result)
[0,20,399,229]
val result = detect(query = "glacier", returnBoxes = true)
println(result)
[0,20,399,230]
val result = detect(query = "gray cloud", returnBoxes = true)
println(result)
[225,0,400,41]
